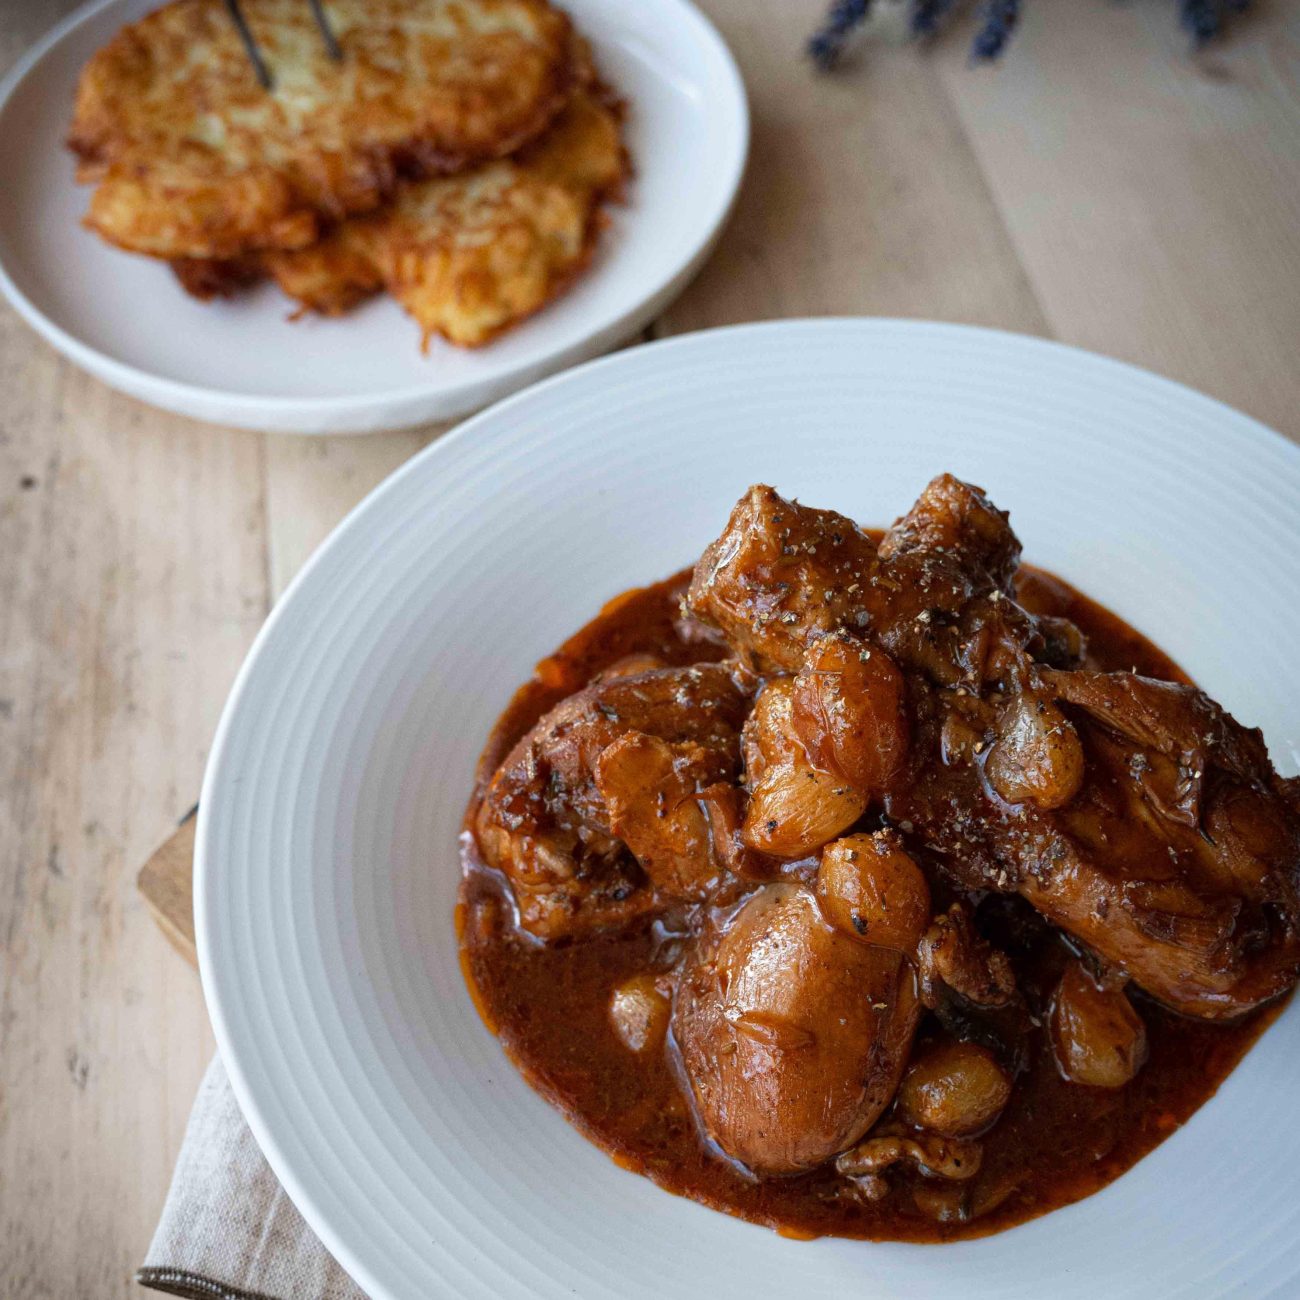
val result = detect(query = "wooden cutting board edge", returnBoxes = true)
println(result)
[137,807,199,968]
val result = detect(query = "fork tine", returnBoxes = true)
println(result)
[308,0,344,60]
[223,0,273,89]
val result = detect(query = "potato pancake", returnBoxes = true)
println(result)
[175,89,627,348]
[69,0,581,259]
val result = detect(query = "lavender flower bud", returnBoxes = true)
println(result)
[809,0,871,70]
[971,0,1019,60]
[910,0,958,38]
[1180,0,1224,43]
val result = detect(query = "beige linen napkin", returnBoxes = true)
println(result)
[137,1056,366,1300]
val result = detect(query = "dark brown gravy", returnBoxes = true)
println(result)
[458,559,1285,1243]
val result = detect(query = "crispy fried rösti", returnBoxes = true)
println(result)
[175,89,627,348]
[70,0,582,260]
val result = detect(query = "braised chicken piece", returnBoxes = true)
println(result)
[916,904,1017,1012]
[686,485,879,672]
[673,882,921,1174]
[688,475,1050,693]
[870,475,1078,689]
[476,663,748,939]
[1013,670,1300,1018]
[877,473,1021,592]
[908,668,1300,1017]
[1044,667,1297,842]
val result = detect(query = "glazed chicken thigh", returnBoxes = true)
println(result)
[687,485,879,672]
[688,476,1049,692]
[1018,669,1300,1017]
[476,663,749,939]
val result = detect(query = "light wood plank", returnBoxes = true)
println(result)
[0,329,271,1295]
[933,0,1300,442]
[665,0,1049,338]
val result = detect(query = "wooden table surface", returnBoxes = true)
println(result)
[2,0,1298,1293]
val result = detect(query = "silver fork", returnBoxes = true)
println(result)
[223,0,342,91]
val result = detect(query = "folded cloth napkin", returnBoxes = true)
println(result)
[137,1056,366,1300]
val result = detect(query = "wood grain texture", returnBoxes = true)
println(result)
[0,214,268,1300]
[660,0,1049,338]
[3,0,1299,1294]
[933,0,1300,442]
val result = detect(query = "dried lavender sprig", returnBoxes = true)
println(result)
[1180,0,1232,43]
[970,0,1019,60]
[809,0,1249,70]
[808,0,871,71]
[910,0,958,40]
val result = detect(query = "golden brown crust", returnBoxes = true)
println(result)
[70,0,583,259]
[170,255,264,300]
[386,90,628,350]
[170,88,628,348]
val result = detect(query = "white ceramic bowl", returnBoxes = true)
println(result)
[198,320,1300,1298]
[0,0,746,433]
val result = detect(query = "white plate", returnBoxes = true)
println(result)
[197,320,1300,1299]
[0,0,746,434]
